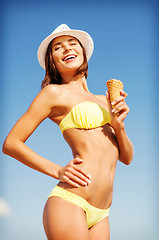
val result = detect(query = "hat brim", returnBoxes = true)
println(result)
[37,29,94,69]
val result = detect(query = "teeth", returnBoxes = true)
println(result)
[64,55,76,61]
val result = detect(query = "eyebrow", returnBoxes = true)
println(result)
[52,38,78,47]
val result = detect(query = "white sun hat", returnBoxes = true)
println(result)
[37,24,94,69]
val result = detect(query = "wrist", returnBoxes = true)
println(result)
[48,163,62,180]
[111,120,125,133]
[54,165,63,180]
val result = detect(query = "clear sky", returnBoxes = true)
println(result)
[0,0,158,239]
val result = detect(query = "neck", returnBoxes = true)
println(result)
[62,73,89,92]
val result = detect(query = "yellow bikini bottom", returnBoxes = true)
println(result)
[48,185,110,229]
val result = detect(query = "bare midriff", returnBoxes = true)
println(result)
[58,123,119,210]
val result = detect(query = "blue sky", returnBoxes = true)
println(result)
[0,1,158,239]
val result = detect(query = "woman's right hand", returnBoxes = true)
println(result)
[58,157,91,188]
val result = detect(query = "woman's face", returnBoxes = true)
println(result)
[52,35,84,76]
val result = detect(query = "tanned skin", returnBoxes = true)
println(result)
[3,36,133,240]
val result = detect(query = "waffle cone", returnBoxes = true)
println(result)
[106,79,123,103]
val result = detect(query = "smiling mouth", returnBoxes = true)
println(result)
[63,54,77,62]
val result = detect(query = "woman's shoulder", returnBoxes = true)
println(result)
[40,84,66,101]
[95,94,109,110]
[41,84,63,96]
[32,84,64,108]
[95,94,106,102]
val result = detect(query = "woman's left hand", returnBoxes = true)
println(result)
[106,90,130,130]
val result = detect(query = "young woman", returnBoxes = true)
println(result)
[2,24,133,240]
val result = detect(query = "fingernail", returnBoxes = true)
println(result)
[111,101,115,105]
[112,108,115,113]
[88,174,91,179]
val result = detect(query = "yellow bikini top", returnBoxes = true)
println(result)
[59,101,111,133]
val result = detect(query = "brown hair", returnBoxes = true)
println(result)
[41,39,88,89]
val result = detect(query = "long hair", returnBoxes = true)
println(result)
[41,40,88,89]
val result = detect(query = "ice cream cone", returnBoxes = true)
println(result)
[106,79,123,118]
[106,79,123,103]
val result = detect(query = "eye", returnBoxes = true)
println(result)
[70,42,77,45]
[54,46,61,51]
[69,40,78,46]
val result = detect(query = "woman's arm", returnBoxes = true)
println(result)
[112,124,133,165]
[2,85,91,186]
[2,85,61,178]
[106,91,134,165]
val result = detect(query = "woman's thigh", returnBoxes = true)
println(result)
[89,217,110,240]
[43,196,91,240]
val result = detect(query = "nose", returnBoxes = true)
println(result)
[63,43,72,53]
